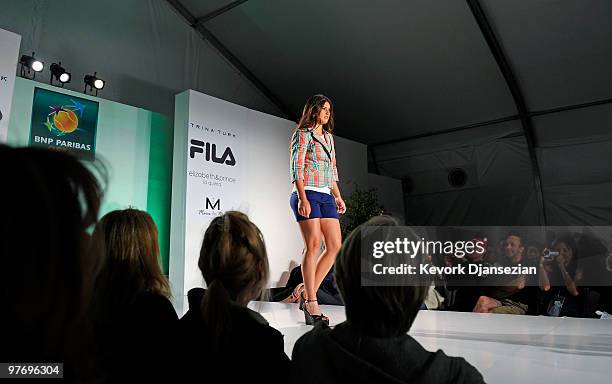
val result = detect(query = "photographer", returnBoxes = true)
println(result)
[539,235,582,317]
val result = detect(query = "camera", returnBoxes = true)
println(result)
[542,248,560,260]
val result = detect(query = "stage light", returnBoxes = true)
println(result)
[19,52,44,79]
[84,72,105,96]
[31,60,43,72]
[49,62,71,87]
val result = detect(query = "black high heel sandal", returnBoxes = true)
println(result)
[302,297,329,326]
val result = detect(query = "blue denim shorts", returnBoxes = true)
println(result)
[290,190,339,221]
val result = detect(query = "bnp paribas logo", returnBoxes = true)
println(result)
[189,139,236,166]
[43,100,87,136]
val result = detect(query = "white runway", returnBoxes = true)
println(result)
[247,301,612,383]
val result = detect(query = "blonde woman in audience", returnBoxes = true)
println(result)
[92,208,178,381]
[179,211,289,382]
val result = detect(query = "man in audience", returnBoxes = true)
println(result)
[473,232,534,315]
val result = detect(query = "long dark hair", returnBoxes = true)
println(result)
[93,209,171,319]
[295,94,335,133]
[552,235,579,276]
[198,211,269,348]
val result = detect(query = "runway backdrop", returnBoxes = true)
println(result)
[0,27,21,143]
[6,77,173,271]
[169,90,404,312]
[170,90,303,309]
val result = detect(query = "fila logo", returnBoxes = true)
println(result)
[206,197,220,210]
[190,139,236,166]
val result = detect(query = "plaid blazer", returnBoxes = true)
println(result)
[290,127,339,188]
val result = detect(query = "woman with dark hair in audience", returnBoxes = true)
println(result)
[291,215,485,384]
[539,235,582,317]
[0,145,105,381]
[179,211,289,382]
[92,208,178,381]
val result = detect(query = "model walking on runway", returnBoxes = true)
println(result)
[289,94,346,325]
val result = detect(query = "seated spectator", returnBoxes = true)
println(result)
[273,264,343,305]
[424,283,446,310]
[524,241,545,286]
[587,235,612,315]
[539,235,582,317]
[473,232,535,315]
[443,238,492,312]
[597,252,612,314]
[526,241,545,268]
[92,208,178,381]
[179,211,290,382]
[291,215,484,384]
[0,146,105,381]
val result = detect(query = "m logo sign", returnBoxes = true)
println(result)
[190,139,236,166]
[206,197,220,210]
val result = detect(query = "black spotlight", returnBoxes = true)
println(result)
[448,168,468,188]
[49,62,71,87]
[84,72,105,96]
[19,52,44,79]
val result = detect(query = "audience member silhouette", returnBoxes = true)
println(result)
[291,215,485,384]
[0,146,105,381]
[179,211,290,382]
[92,208,178,381]
[539,235,582,317]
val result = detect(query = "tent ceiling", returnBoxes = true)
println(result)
[481,1,612,111]
[169,0,612,146]
[180,0,235,20]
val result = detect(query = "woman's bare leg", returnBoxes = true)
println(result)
[298,218,324,316]
[314,218,342,291]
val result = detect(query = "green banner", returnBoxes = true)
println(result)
[29,87,98,160]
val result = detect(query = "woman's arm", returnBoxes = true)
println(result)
[329,134,346,214]
[557,260,579,296]
[331,134,339,183]
[539,259,551,292]
[331,181,341,199]
[290,129,309,185]
[295,180,311,218]
[331,181,346,214]
[295,180,307,201]
[290,129,312,217]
